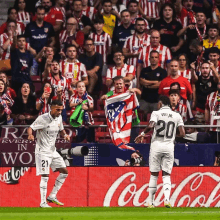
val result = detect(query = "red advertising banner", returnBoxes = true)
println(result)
[0,167,220,207]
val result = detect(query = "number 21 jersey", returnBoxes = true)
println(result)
[150,106,184,152]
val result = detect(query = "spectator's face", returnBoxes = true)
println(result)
[169,93,180,106]
[66,47,77,59]
[196,13,206,25]
[84,40,95,52]
[51,62,60,74]
[51,105,63,117]
[163,6,173,20]
[113,52,124,65]
[9,9,18,21]
[45,47,54,58]
[208,28,219,39]
[209,53,220,62]
[17,37,26,49]
[0,81,4,94]
[170,61,179,75]
[149,52,159,65]
[82,0,88,6]
[114,79,125,93]
[103,3,112,14]
[135,21,145,34]
[0,73,7,84]
[128,3,138,13]
[18,0,26,10]
[178,55,187,68]
[73,1,82,12]
[42,0,52,11]
[21,83,30,96]
[44,83,52,94]
[201,63,210,78]
[77,82,86,94]
[94,23,104,31]
[7,22,16,34]
[121,12,131,24]
[36,9,45,21]
[183,0,194,10]
[66,18,77,32]
[150,31,160,46]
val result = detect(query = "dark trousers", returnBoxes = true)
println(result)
[76,127,95,143]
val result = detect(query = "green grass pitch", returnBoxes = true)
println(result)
[0,207,220,220]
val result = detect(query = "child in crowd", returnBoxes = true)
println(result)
[69,81,95,143]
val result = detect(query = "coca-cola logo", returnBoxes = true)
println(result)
[0,167,30,183]
[103,172,220,207]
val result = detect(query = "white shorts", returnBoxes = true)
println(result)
[35,151,66,176]
[149,149,174,174]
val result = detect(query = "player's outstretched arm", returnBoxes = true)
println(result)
[178,126,185,138]
[27,127,34,141]
[134,121,156,143]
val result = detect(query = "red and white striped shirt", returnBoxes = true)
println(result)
[45,74,71,107]
[106,64,136,90]
[178,69,192,83]
[69,92,94,124]
[36,97,51,115]
[0,33,12,60]
[82,6,97,21]
[60,60,87,84]
[172,103,187,122]
[89,32,111,64]
[140,0,160,18]
[138,43,172,69]
[17,11,31,27]
[205,91,220,131]
[123,33,150,67]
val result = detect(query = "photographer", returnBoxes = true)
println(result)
[124,150,145,166]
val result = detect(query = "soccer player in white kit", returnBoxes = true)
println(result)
[27,100,71,208]
[135,96,185,208]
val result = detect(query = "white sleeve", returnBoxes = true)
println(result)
[59,116,64,131]
[30,116,47,131]
[149,111,157,123]
[177,114,184,127]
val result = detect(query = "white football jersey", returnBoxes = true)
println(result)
[30,112,64,155]
[150,106,184,152]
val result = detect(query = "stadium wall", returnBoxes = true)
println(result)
[0,167,220,207]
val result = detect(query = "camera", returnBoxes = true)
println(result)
[57,146,89,166]
[130,157,143,166]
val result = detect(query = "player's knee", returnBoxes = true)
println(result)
[151,172,159,177]
[60,168,68,175]
[162,171,170,176]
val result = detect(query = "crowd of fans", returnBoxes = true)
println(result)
[0,0,220,143]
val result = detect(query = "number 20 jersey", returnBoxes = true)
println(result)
[150,106,184,152]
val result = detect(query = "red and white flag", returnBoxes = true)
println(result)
[104,92,139,151]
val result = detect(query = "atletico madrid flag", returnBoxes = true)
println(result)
[104,92,139,151]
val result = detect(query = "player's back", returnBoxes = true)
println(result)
[150,106,184,152]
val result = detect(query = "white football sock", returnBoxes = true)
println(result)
[40,176,49,204]
[162,175,171,202]
[148,175,158,205]
[49,173,68,198]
